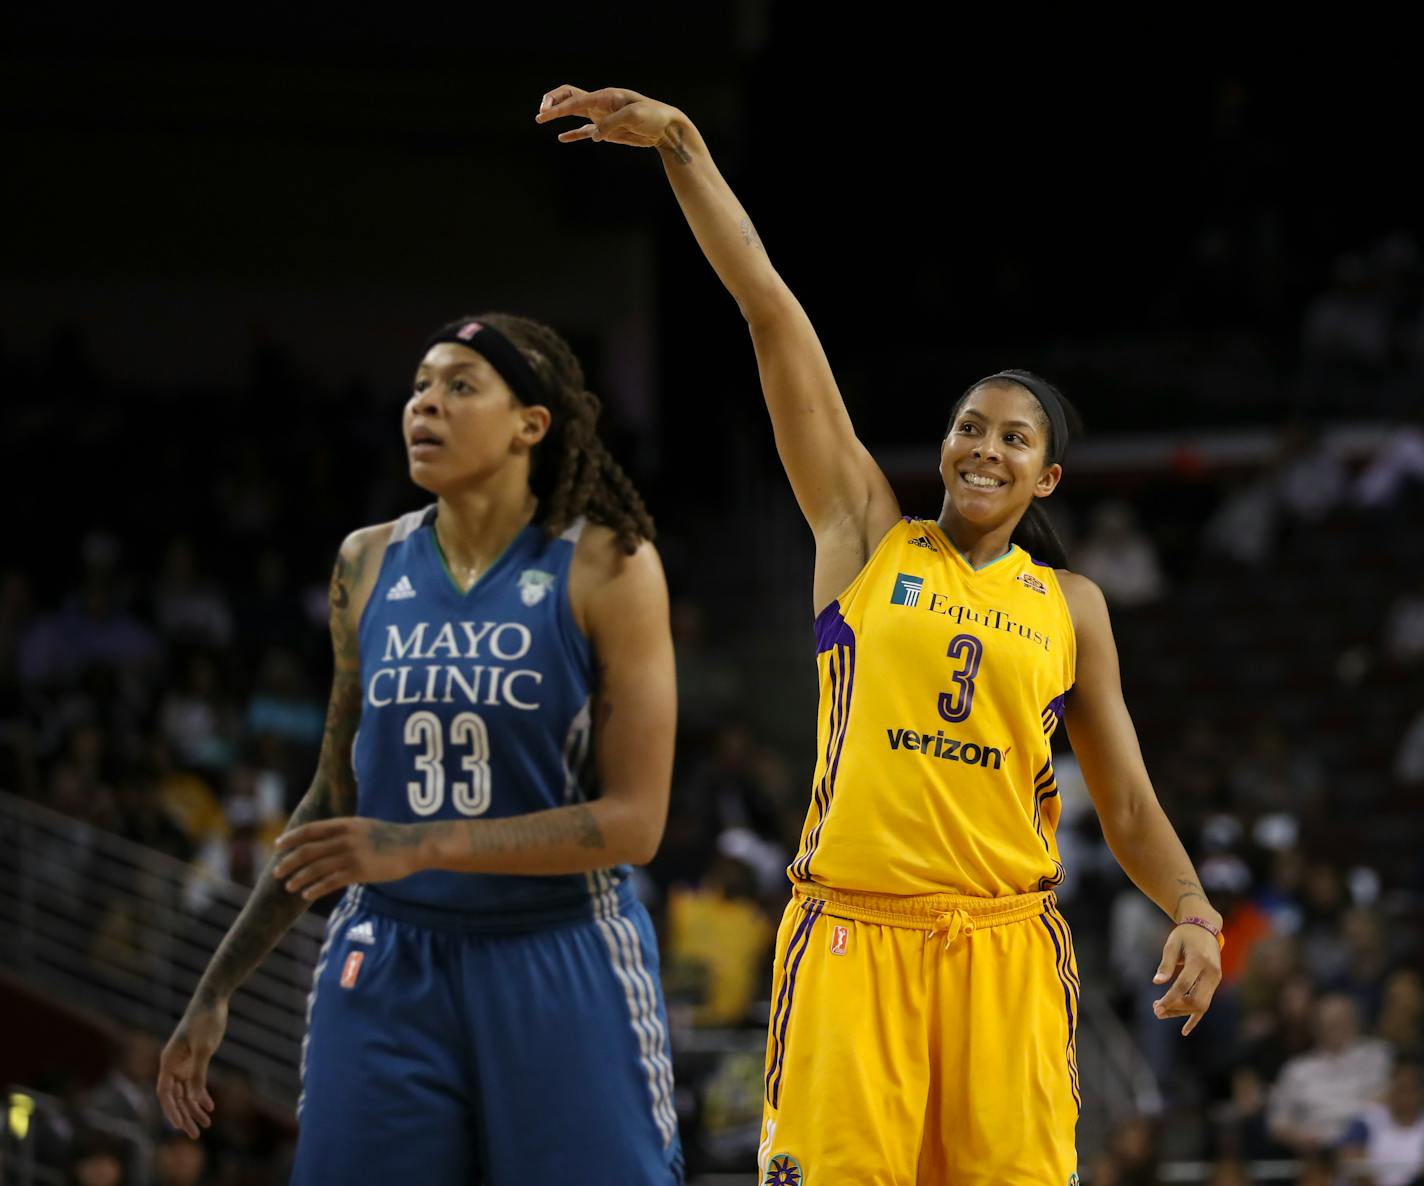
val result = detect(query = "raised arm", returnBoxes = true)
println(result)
[1059,571,1225,1037]
[535,85,900,609]
[156,527,382,1137]
[271,529,675,886]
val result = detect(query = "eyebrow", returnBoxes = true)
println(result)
[958,411,1038,432]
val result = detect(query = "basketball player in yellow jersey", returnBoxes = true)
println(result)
[538,87,1225,1185]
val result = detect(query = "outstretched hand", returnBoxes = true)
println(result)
[1152,924,1223,1036]
[535,84,686,154]
[157,999,227,1139]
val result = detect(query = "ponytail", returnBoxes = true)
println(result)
[1011,503,1070,569]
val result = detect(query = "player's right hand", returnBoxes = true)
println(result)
[157,998,228,1138]
[534,84,682,151]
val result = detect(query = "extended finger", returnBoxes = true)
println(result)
[274,838,347,880]
[285,856,348,895]
[157,1073,189,1134]
[168,1080,202,1139]
[586,104,659,147]
[557,124,601,143]
[1181,1007,1207,1036]
[535,85,591,123]
[275,819,344,849]
[300,871,355,900]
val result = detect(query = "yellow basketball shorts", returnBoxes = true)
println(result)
[757,886,1080,1186]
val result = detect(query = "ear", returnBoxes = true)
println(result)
[1033,462,1062,499]
[517,404,553,447]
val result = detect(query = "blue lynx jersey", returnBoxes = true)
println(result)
[353,505,622,921]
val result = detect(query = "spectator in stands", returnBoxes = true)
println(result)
[1377,969,1424,1054]
[80,1030,162,1144]
[1396,705,1424,787]
[1338,1058,1424,1186]
[668,595,741,746]
[664,848,774,1027]
[17,552,160,692]
[1355,426,1424,511]
[157,652,238,774]
[1268,993,1391,1154]
[1382,577,1424,668]
[153,537,233,650]
[1201,472,1279,569]
[153,1125,210,1186]
[1274,424,1348,525]
[1072,500,1165,609]
[64,1128,129,1186]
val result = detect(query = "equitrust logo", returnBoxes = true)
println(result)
[888,574,1052,653]
[890,573,925,607]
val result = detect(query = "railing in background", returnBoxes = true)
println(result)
[0,790,324,1111]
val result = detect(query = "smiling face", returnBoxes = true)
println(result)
[938,381,1062,528]
[404,342,551,495]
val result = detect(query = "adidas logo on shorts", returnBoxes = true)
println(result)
[386,575,417,601]
[346,921,375,945]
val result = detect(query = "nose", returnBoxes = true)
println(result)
[973,438,1001,461]
[411,386,441,416]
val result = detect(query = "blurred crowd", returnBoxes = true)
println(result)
[2,229,1423,1185]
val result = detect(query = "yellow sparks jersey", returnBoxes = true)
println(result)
[793,517,1077,899]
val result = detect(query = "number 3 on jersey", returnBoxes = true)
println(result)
[937,633,983,723]
[404,710,493,816]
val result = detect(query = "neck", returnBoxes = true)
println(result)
[432,467,538,583]
[936,496,1018,569]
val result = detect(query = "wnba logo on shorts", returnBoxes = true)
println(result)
[830,925,849,956]
[340,952,364,989]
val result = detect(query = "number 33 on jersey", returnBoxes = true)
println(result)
[353,507,600,914]
[791,518,1078,900]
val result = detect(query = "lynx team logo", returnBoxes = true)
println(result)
[830,925,849,956]
[1069,1174,1081,1186]
[764,1153,803,1186]
[890,572,924,607]
[518,569,556,607]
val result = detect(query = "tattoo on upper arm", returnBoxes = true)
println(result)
[740,216,764,252]
[318,542,368,816]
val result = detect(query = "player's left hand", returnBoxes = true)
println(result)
[273,818,425,900]
[1151,924,1223,1036]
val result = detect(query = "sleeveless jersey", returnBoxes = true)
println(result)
[353,506,625,921]
[792,517,1078,898]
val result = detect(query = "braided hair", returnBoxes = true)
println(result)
[444,312,655,555]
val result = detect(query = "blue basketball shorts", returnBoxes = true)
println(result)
[289,883,684,1185]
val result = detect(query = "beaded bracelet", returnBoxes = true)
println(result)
[1177,915,1226,950]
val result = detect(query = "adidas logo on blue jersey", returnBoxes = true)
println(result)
[386,575,417,601]
[346,920,375,944]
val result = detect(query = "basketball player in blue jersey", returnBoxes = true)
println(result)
[156,313,684,1184]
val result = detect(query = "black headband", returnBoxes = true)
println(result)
[978,370,1070,464]
[421,319,548,409]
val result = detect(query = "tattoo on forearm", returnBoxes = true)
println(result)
[664,127,692,165]
[1172,879,1207,919]
[465,806,606,856]
[740,216,764,252]
[370,822,426,852]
